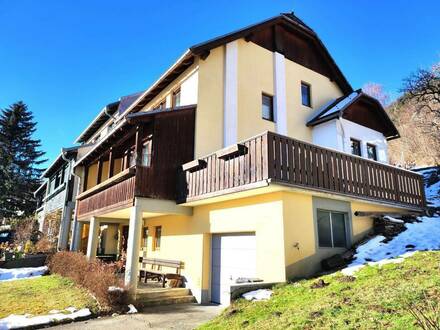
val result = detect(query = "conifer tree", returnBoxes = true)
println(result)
[0,101,46,221]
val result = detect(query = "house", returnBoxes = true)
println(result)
[34,95,140,251]
[34,146,89,250]
[69,13,426,305]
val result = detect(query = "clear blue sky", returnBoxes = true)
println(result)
[1,0,439,165]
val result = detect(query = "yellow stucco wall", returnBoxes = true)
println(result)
[284,56,343,142]
[141,192,286,301]
[193,39,345,159]
[237,39,276,141]
[195,46,224,158]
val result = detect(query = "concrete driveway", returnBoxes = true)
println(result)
[53,303,223,330]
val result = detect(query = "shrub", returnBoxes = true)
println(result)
[48,251,128,311]
[34,236,56,254]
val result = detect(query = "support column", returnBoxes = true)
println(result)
[70,218,83,252]
[223,40,238,147]
[57,205,73,250]
[273,52,287,135]
[124,200,143,291]
[86,217,100,260]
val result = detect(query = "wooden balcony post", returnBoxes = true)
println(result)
[96,158,103,185]
[134,124,144,166]
[83,166,89,192]
[108,147,114,178]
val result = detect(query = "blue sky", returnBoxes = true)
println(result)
[0,0,439,165]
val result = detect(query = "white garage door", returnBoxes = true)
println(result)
[211,233,256,305]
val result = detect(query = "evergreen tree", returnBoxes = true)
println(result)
[0,101,46,221]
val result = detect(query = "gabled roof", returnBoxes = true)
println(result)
[117,13,353,118]
[307,90,400,140]
[75,101,120,144]
[40,146,80,179]
[75,91,145,144]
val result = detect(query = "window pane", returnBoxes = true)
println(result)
[141,141,151,167]
[262,94,273,121]
[173,90,181,107]
[350,139,361,156]
[367,144,377,161]
[155,226,162,249]
[317,210,332,247]
[301,83,311,106]
[331,213,347,248]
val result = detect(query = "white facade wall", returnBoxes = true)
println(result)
[312,118,388,163]
[180,70,199,106]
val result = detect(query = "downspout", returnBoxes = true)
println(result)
[337,113,347,153]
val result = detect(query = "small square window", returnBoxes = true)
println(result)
[141,140,152,167]
[301,82,311,107]
[262,93,274,121]
[350,139,361,156]
[367,144,377,161]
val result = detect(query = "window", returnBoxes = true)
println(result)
[154,100,166,110]
[350,138,362,156]
[317,210,347,248]
[262,93,274,121]
[172,89,181,108]
[142,227,149,248]
[367,144,377,161]
[301,82,311,107]
[141,140,152,167]
[153,226,162,250]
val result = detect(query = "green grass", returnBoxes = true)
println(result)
[0,275,98,318]
[201,251,440,330]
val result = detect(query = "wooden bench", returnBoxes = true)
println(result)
[139,258,183,288]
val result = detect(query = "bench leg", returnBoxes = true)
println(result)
[162,275,166,288]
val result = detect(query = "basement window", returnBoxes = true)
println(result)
[317,210,348,248]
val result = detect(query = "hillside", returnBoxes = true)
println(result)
[386,99,440,167]
[201,169,440,330]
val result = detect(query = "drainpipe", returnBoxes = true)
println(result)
[337,116,347,153]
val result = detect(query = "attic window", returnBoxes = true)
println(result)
[350,138,361,156]
[172,88,181,108]
[262,93,274,121]
[301,82,311,107]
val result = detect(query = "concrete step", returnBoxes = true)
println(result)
[136,288,191,300]
[137,295,196,307]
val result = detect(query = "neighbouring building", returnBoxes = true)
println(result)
[61,13,425,305]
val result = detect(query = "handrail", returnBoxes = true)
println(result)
[76,166,136,200]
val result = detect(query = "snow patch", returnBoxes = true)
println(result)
[0,308,91,330]
[0,266,48,282]
[127,304,137,314]
[108,286,125,293]
[242,289,273,301]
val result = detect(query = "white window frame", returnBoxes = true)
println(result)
[317,209,348,248]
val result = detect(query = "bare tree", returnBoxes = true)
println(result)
[401,62,440,113]
[362,82,390,107]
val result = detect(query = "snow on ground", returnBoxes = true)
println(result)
[342,168,440,276]
[0,266,48,282]
[242,289,273,301]
[0,308,91,330]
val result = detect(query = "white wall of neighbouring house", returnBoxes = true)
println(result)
[180,70,199,106]
[312,118,388,163]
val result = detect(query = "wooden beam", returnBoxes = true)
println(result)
[83,166,89,192]
[134,125,144,166]
[96,158,103,185]
[108,147,114,178]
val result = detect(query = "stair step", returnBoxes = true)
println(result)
[136,288,190,299]
[137,295,196,307]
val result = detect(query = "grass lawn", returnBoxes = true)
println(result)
[201,251,440,329]
[0,274,98,318]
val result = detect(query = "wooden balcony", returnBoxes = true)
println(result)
[178,132,426,210]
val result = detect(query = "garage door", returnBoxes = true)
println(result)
[211,233,256,305]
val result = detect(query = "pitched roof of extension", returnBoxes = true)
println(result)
[116,12,353,118]
[307,90,400,140]
[75,91,144,144]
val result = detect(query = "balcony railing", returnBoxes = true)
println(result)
[76,168,136,218]
[178,132,426,210]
